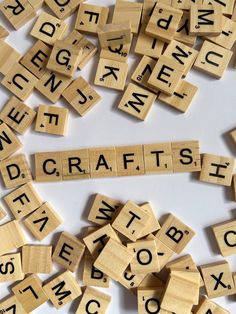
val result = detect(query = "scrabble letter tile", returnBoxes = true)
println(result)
[94,58,128,91]
[12,274,48,312]
[35,105,69,136]
[155,213,195,254]
[171,140,201,172]
[200,153,234,186]
[24,202,63,240]
[43,271,81,309]
[200,261,235,298]
[94,238,134,281]
[30,12,67,45]
[22,245,52,274]
[118,83,156,121]
[76,287,111,314]
[4,182,43,219]
[52,231,85,272]
[62,76,101,116]
[0,96,36,134]
[112,200,151,242]
[0,154,32,189]
[1,63,38,101]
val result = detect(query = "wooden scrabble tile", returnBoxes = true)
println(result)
[131,55,158,92]
[22,245,52,274]
[155,213,195,254]
[0,0,36,30]
[143,142,173,174]
[112,200,151,241]
[12,274,48,312]
[0,206,7,220]
[145,3,183,43]
[61,149,90,180]
[171,140,201,172]
[43,270,81,309]
[138,287,166,314]
[163,40,198,76]
[31,12,67,45]
[200,261,235,298]
[35,151,62,182]
[100,38,132,63]
[0,96,36,134]
[47,40,80,77]
[0,121,22,161]
[35,104,69,136]
[139,203,160,238]
[190,4,222,36]
[195,297,229,314]
[147,234,175,270]
[76,286,111,314]
[83,224,121,257]
[35,70,72,103]
[0,24,9,39]
[1,63,38,101]
[28,0,44,10]
[75,3,109,34]
[0,154,32,189]
[94,238,134,281]
[174,11,197,47]
[159,80,198,113]
[83,253,110,288]
[0,253,24,282]
[148,56,184,95]
[65,30,98,70]
[94,58,128,91]
[87,193,122,226]
[0,220,26,256]
[98,22,132,48]
[20,40,52,79]
[62,77,101,116]
[89,147,117,178]
[135,24,165,59]
[4,182,43,220]
[24,202,63,240]
[0,295,28,314]
[118,83,156,121]
[52,231,85,272]
[200,153,234,186]
[115,145,145,177]
[161,269,200,313]
[45,0,81,19]
[112,0,143,34]
[204,0,234,15]
[205,16,236,50]
[194,41,233,79]
[128,239,159,274]
[0,40,21,75]
[212,220,236,257]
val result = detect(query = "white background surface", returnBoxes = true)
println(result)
[0,1,236,313]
